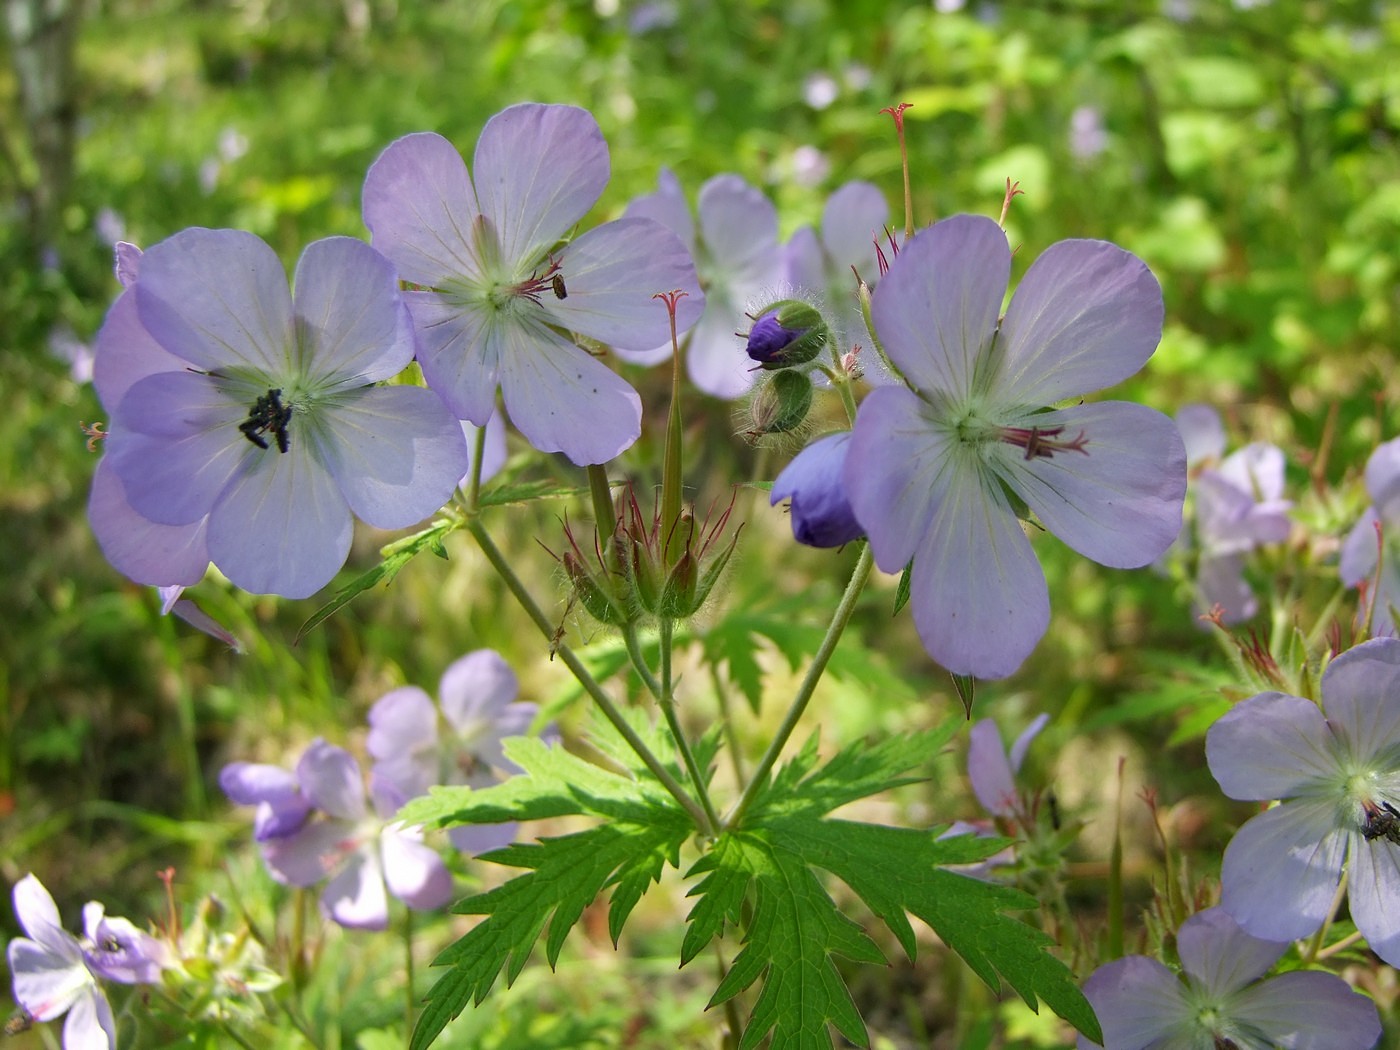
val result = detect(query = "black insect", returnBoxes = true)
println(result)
[1362,800,1400,845]
[551,273,568,300]
[239,388,293,453]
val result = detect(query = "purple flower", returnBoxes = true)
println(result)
[844,214,1186,678]
[224,741,453,931]
[7,874,168,1049]
[770,432,863,548]
[96,229,469,599]
[623,170,783,398]
[1341,437,1400,637]
[782,181,889,359]
[1194,440,1291,622]
[967,713,1049,820]
[362,104,703,465]
[1205,637,1400,963]
[1079,907,1380,1050]
[367,650,544,854]
[88,244,213,591]
[1068,105,1107,161]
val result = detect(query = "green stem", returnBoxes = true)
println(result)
[659,617,721,835]
[464,421,488,513]
[622,622,663,699]
[661,318,685,564]
[402,906,416,1049]
[709,661,747,785]
[467,519,710,832]
[727,546,874,828]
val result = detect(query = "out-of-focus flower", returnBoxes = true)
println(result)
[1068,105,1107,160]
[7,874,168,1049]
[363,103,703,464]
[770,432,862,547]
[623,170,784,398]
[802,72,839,110]
[1194,441,1291,621]
[97,229,468,598]
[782,181,889,355]
[1341,437,1400,638]
[967,713,1049,820]
[223,741,453,931]
[1079,907,1380,1050]
[844,214,1186,678]
[788,144,830,188]
[460,413,508,491]
[48,325,94,385]
[1205,637,1400,964]
[368,650,546,854]
[94,207,126,248]
[219,761,313,841]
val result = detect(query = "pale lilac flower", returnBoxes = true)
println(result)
[362,103,703,464]
[1175,403,1226,469]
[1194,440,1291,622]
[844,214,1186,678]
[967,713,1049,819]
[368,650,544,854]
[802,72,839,110]
[787,145,830,188]
[48,325,94,385]
[223,741,453,931]
[459,413,508,491]
[783,181,889,356]
[97,229,468,598]
[1340,438,1400,638]
[1205,637,1400,964]
[219,761,314,841]
[623,170,783,398]
[770,432,863,548]
[1068,105,1107,161]
[89,243,213,591]
[8,874,168,1049]
[94,207,126,248]
[1079,907,1380,1050]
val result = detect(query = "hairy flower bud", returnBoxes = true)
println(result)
[743,299,829,369]
[745,369,814,439]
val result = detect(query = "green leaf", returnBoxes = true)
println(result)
[688,833,885,1050]
[296,519,457,641]
[893,560,912,615]
[409,731,698,1050]
[477,480,590,508]
[683,728,1100,1047]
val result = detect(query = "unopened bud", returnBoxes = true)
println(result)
[564,551,631,626]
[744,299,829,369]
[746,369,813,439]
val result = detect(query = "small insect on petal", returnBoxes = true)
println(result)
[551,273,568,300]
[1361,800,1400,845]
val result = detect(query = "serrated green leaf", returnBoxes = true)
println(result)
[681,841,751,966]
[477,480,590,508]
[398,736,686,831]
[770,817,1101,1044]
[701,615,767,712]
[747,725,958,823]
[688,833,884,1050]
[412,817,691,1050]
[296,519,457,641]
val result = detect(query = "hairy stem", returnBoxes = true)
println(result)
[727,545,874,828]
[467,520,710,831]
[659,617,721,835]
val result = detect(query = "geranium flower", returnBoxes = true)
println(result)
[98,229,469,599]
[1205,637,1400,963]
[967,713,1049,820]
[1340,437,1400,637]
[223,741,453,931]
[623,170,783,398]
[782,180,888,358]
[368,650,545,854]
[1079,907,1380,1050]
[1193,440,1291,622]
[7,874,168,1049]
[844,214,1186,678]
[770,432,863,548]
[362,103,703,464]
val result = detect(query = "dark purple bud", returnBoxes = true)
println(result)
[771,432,864,548]
[746,313,807,364]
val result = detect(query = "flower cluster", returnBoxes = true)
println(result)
[773,213,1187,679]
[89,103,705,601]
[221,649,546,929]
[7,874,170,1049]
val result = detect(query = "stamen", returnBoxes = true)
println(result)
[998,424,1088,461]
[239,388,293,453]
[513,254,564,306]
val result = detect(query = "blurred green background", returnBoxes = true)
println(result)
[2,0,1397,1046]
